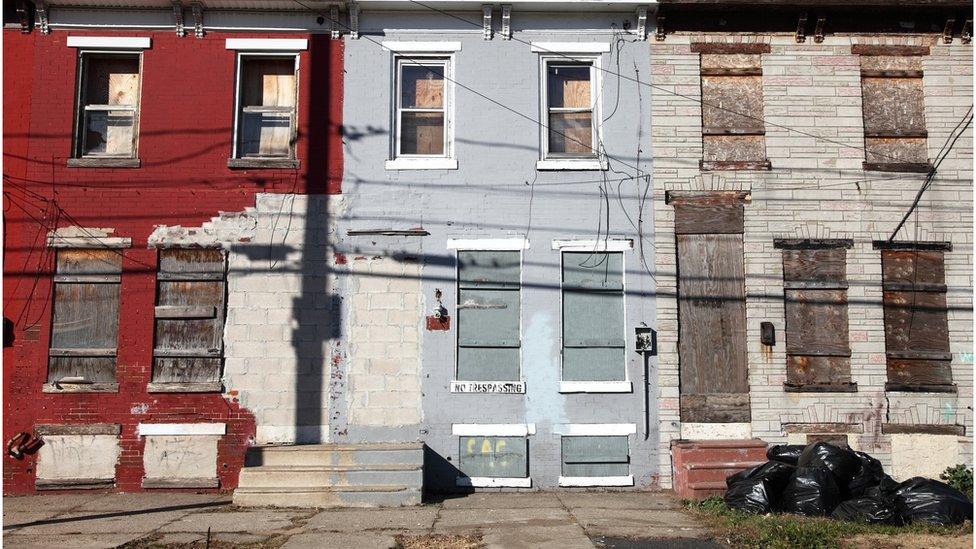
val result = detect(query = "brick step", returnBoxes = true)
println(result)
[686,481,729,499]
[672,439,769,500]
[674,439,768,450]
[674,448,768,463]
[233,485,421,508]
[237,464,422,489]
[683,461,765,485]
[244,443,424,468]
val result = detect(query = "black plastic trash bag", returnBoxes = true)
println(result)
[862,474,900,501]
[782,467,842,516]
[724,478,772,514]
[831,497,902,525]
[767,444,805,466]
[797,442,861,486]
[847,451,886,498]
[893,477,973,526]
[726,460,795,491]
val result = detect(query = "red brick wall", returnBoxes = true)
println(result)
[2,29,344,494]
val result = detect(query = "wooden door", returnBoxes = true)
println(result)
[672,192,750,423]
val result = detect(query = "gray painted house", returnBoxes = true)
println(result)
[337,4,657,491]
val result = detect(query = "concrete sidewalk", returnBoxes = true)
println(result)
[2,491,718,548]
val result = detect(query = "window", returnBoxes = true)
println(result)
[538,56,602,169]
[231,55,298,166]
[150,249,227,392]
[561,251,627,390]
[876,243,953,392]
[855,45,930,172]
[557,427,634,486]
[694,43,769,170]
[455,250,521,386]
[453,424,533,487]
[46,249,122,392]
[396,59,449,158]
[74,53,141,160]
[775,240,855,392]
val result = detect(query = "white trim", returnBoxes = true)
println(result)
[382,41,462,52]
[450,381,526,394]
[559,381,633,393]
[67,36,151,49]
[552,239,634,251]
[559,475,634,487]
[536,159,606,171]
[452,423,536,437]
[457,476,532,488]
[225,38,308,51]
[447,238,529,251]
[531,42,611,54]
[385,157,458,170]
[137,423,226,436]
[553,423,637,436]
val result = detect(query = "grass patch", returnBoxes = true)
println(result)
[395,533,483,549]
[685,497,972,549]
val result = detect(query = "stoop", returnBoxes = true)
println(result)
[671,439,767,500]
[233,442,424,508]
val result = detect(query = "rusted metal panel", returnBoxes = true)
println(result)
[700,53,762,70]
[679,394,750,423]
[702,75,764,131]
[703,135,766,163]
[691,43,770,54]
[882,290,950,353]
[784,289,851,356]
[861,77,926,134]
[865,137,929,165]
[887,358,954,387]
[56,249,122,275]
[676,233,749,417]
[782,248,847,286]
[786,355,852,386]
[881,250,946,287]
[860,55,924,72]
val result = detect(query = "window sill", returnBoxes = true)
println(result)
[536,159,606,171]
[67,158,140,168]
[559,475,633,487]
[450,381,525,394]
[43,382,119,394]
[885,382,957,393]
[147,382,223,393]
[784,382,858,393]
[559,381,632,394]
[700,160,771,171]
[863,162,932,173]
[227,158,299,169]
[385,157,458,171]
[142,477,220,489]
[457,476,531,488]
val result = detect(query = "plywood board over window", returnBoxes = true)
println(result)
[73,53,141,162]
[775,240,856,392]
[46,249,122,393]
[875,242,954,392]
[150,249,227,393]
[856,49,931,173]
[695,46,769,171]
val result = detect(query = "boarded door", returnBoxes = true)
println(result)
[672,192,750,422]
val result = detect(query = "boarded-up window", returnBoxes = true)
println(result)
[879,246,953,391]
[236,56,297,159]
[697,49,767,170]
[545,61,597,158]
[459,436,528,479]
[75,54,140,158]
[561,436,629,477]
[561,252,625,382]
[776,241,855,392]
[151,249,226,392]
[457,251,520,381]
[47,249,122,389]
[396,59,449,157]
[858,53,929,171]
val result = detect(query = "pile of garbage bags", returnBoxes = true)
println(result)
[724,442,973,526]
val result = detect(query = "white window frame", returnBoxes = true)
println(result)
[73,50,144,160]
[537,52,606,171]
[231,52,300,161]
[453,423,533,488]
[451,241,525,393]
[557,240,632,393]
[556,424,635,487]
[386,51,457,171]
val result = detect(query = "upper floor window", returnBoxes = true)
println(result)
[693,43,770,171]
[74,53,141,161]
[383,41,459,171]
[231,55,299,167]
[854,45,930,173]
[533,42,609,170]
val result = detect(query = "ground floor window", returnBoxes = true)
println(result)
[452,424,533,488]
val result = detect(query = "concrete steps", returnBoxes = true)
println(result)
[233,442,424,508]
[672,439,768,500]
